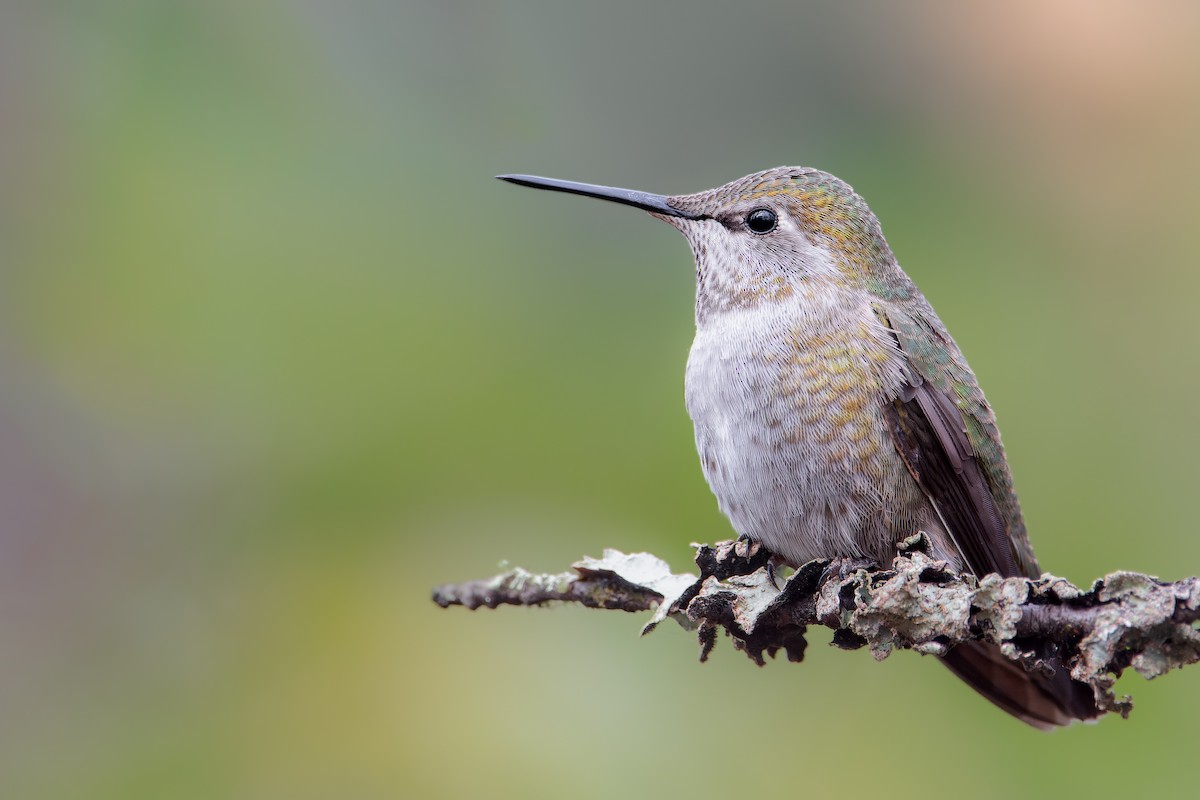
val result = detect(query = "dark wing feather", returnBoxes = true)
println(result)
[874,303,1099,727]
[883,378,1018,577]
[873,299,1039,576]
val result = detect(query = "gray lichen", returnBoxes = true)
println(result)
[433,536,1200,720]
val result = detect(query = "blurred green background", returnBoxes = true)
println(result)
[3,1,1199,797]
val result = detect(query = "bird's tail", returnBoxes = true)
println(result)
[940,640,1100,730]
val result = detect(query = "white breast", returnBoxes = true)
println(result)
[684,289,923,566]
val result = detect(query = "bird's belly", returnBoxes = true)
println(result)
[684,305,927,566]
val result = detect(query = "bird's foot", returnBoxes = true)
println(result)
[695,536,773,581]
[819,556,878,586]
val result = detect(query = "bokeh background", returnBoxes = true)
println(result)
[3,1,1199,797]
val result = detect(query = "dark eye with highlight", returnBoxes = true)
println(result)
[746,208,777,234]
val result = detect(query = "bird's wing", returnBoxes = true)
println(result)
[873,301,1028,578]
[873,303,1099,728]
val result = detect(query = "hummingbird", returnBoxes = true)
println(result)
[497,167,1098,729]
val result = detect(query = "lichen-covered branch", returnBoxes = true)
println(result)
[432,534,1200,719]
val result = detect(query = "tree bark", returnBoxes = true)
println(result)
[433,534,1200,719]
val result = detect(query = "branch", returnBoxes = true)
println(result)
[432,534,1200,719]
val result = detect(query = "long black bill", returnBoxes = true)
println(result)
[496,174,704,219]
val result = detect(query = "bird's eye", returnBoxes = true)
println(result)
[746,208,777,234]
